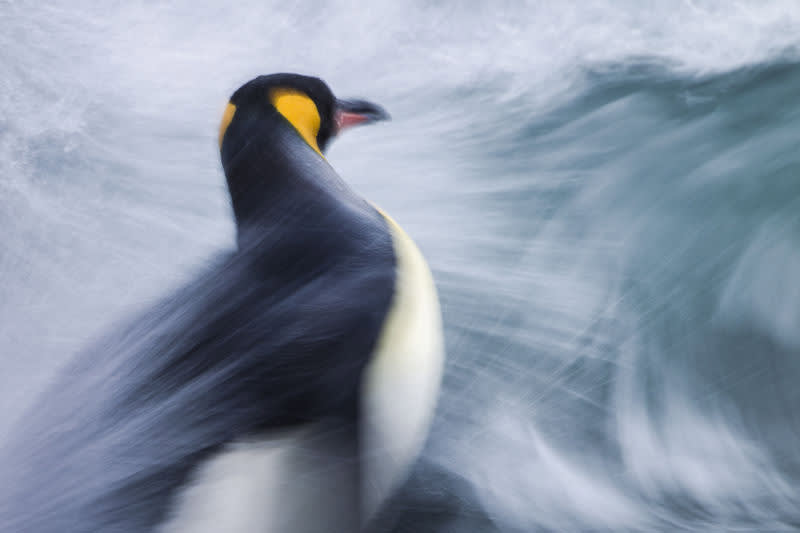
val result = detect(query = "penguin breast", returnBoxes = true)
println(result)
[360,211,446,525]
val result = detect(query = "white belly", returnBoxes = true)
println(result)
[159,423,359,533]
[360,212,446,526]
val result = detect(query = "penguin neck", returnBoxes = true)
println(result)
[223,119,363,249]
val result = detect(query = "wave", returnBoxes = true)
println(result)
[3,1,800,531]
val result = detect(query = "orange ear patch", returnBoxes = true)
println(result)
[269,89,323,156]
[218,102,237,149]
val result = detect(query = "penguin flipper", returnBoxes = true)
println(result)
[1,227,395,532]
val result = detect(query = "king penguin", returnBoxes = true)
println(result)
[0,74,444,532]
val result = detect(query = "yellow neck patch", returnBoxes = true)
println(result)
[269,88,323,156]
[218,102,237,149]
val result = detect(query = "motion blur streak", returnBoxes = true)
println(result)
[3,1,800,531]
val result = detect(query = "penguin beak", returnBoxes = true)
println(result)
[334,99,390,134]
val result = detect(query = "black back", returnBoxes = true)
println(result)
[0,75,396,532]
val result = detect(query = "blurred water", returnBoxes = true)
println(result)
[3,1,800,531]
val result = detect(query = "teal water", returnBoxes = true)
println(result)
[405,62,800,531]
[2,1,800,531]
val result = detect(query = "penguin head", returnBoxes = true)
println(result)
[218,73,389,163]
